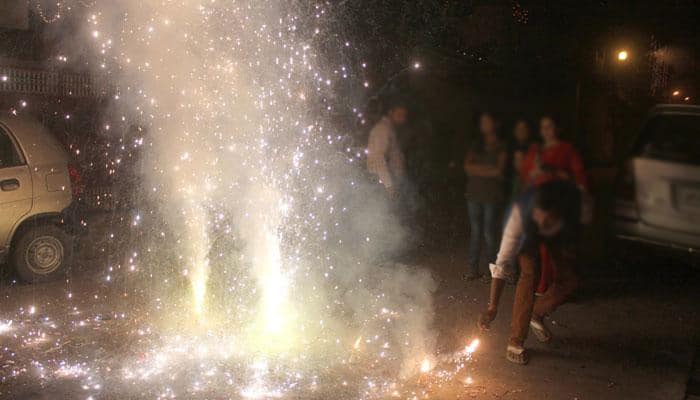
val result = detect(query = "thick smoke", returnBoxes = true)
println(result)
[85,0,436,392]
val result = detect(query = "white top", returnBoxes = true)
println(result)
[367,116,405,189]
[489,204,524,280]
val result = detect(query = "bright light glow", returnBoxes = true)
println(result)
[672,90,681,96]
[353,336,362,350]
[258,232,289,333]
[186,206,210,319]
[191,259,209,318]
[465,338,480,354]
[0,320,12,334]
[617,50,628,61]
[420,358,432,373]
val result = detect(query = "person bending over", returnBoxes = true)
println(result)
[478,180,582,364]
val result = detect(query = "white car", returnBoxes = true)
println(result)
[613,105,700,255]
[0,114,82,282]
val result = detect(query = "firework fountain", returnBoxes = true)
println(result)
[0,1,480,398]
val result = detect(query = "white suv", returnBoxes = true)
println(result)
[613,105,700,255]
[0,114,82,282]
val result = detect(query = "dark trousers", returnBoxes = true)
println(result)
[467,200,500,275]
[509,244,578,347]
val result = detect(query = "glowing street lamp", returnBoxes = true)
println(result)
[617,50,629,62]
[672,90,681,97]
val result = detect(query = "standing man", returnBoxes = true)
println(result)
[367,103,408,198]
[478,180,582,365]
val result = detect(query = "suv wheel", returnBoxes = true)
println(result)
[12,225,73,282]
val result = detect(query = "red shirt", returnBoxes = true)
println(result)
[521,141,588,190]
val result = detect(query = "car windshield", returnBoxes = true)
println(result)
[637,114,700,166]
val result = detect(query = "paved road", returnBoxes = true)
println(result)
[427,248,699,399]
[1,213,698,399]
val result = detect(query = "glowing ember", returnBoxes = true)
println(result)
[420,358,432,373]
[466,338,480,354]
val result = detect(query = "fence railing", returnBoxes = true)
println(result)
[0,66,109,98]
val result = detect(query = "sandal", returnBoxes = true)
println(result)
[530,319,552,343]
[506,345,529,365]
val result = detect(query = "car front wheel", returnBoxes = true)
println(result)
[12,225,73,282]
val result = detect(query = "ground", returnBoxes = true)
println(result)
[1,212,699,399]
[428,246,699,399]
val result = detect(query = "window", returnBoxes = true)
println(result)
[0,127,23,169]
[636,114,700,166]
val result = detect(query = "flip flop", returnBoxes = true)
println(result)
[530,319,552,343]
[506,345,529,365]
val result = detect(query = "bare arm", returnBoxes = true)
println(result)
[465,151,494,176]
[513,150,524,173]
[463,151,476,174]
[489,277,506,309]
[475,150,507,177]
[479,205,524,331]
[478,278,505,331]
[466,150,507,178]
[569,147,589,190]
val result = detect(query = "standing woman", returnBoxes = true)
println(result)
[520,114,589,292]
[521,115,588,190]
[508,119,535,203]
[464,112,507,280]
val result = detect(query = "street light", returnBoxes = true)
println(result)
[617,50,629,62]
[672,90,681,97]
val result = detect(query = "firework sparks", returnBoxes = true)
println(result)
[420,358,433,374]
[0,320,12,334]
[0,1,478,398]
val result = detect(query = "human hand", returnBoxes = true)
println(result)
[478,307,497,331]
[513,152,523,166]
[529,166,543,179]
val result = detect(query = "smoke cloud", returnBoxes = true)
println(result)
[83,0,437,395]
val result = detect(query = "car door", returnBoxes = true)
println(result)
[0,125,32,248]
[633,113,700,235]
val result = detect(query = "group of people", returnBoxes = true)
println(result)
[367,103,590,365]
[464,111,589,363]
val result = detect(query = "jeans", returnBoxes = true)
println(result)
[509,245,578,347]
[467,200,500,276]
